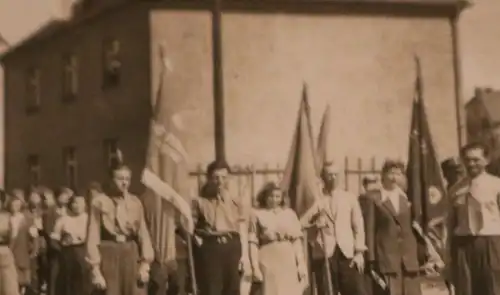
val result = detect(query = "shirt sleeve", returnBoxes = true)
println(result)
[136,200,154,264]
[85,197,102,268]
[248,211,259,245]
[50,217,64,241]
[237,198,251,223]
[351,197,367,252]
[286,208,303,240]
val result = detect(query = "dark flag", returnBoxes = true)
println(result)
[406,56,447,272]
[317,104,332,169]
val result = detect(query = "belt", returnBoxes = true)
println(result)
[101,231,136,243]
[197,231,239,244]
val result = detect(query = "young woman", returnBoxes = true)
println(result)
[51,194,90,295]
[7,195,39,294]
[25,187,45,295]
[0,191,20,295]
[248,182,307,295]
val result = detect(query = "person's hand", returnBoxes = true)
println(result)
[297,263,307,281]
[138,263,150,284]
[28,226,39,238]
[91,268,106,290]
[252,267,264,282]
[315,215,328,228]
[349,253,365,273]
[239,257,251,276]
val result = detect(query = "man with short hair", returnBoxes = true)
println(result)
[449,142,500,295]
[304,161,367,295]
[192,160,250,295]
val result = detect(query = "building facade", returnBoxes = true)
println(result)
[466,87,500,158]
[1,0,467,192]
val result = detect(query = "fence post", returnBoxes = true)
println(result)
[250,165,256,207]
[196,164,203,193]
[358,157,362,193]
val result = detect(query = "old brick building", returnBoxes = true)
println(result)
[1,0,468,192]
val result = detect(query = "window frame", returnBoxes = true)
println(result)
[27,154,41,187]
[62,52,79,102]
[63,146,78,190]
[101,37,121,89]
[104,138,119,170]
[25,66,41,114]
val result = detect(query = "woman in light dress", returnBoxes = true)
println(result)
[0,190,20,295]
[50,194,90,295]
[248,182,307,295]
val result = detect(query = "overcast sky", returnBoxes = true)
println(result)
[0,0,498,101]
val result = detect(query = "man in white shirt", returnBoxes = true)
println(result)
[449,142,500,295]
[304,162,367,295]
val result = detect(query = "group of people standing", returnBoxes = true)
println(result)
[0,141,498,295]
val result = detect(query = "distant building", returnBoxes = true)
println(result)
[466,87,500,157]
[1,0,468,192]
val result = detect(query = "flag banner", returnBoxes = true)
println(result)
[406,57,447,272]
[141,44,194,270]
[317,104,331,172]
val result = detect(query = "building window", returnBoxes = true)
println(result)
[63,146,78,189]
[104,139,120,169]
[27,154,41,187]
[25,67,41,113]
[62,53,79,101]
[102,38,121,88]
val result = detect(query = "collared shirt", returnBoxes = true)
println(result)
[193,189,249,233]
[86,193,154,267]
[452,172,500,236]
[50,213,88,246]
[10,213,24,239]
[381,187,401,214]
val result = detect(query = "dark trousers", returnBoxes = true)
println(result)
[312,248,367,295]
[453,235,500,295]
[148,261,168,295]
[194,235,241,295]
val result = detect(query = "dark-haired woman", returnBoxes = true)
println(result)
[248,182,307,295]
[51,194,90,295]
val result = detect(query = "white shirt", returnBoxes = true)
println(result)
[452,172,500,236]
[51,213,88,245]
[381,187,402,214]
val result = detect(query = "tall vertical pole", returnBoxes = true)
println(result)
[212,0,226,162]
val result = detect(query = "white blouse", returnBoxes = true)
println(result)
[50,213,88,246]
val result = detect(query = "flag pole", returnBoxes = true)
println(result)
[186,231,198,295]
[320,230,334,295]
[212,0,226,162]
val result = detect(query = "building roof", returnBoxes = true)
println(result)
[0,0,469,62]
[0,33,8,46]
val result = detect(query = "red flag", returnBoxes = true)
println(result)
[406,56,447,270]
[141,45,194,269]
[281,86,322,219]
[317,105,332,168]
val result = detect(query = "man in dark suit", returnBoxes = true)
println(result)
[365,159,432,295]
[358,175,379,295]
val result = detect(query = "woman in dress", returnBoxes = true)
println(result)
[50,194,90,295]
[6,195,39,294]
[0,190,20,295]
[248,182,307,295]
[24,187,45,295]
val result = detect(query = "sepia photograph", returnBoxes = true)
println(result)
[0,0,499,295]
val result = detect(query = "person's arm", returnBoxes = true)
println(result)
[365,197,376,264]
[86,198,103,277]
[136,201,155,272]
[287,209,306,276]
[248,212,260,276]
[351,197,367,255]
[238,199,251,271]
[48,217,64,251]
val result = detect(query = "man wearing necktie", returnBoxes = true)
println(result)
[364,159,428,295]
[304,162,367,295]
[449,142,500,295]
[192,161,250,295]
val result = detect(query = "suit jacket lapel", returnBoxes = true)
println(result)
[374,190,401,225]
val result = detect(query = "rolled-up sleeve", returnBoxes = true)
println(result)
[86,198,102,268]
[351,197,367,253]
[137,201,154,264]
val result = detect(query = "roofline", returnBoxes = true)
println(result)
[0,0,470,63]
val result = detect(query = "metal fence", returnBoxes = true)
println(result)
[189,156,383,204]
